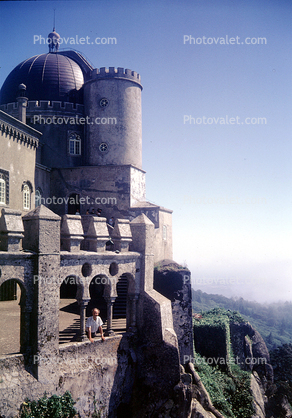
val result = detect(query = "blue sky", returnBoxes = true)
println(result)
[0,0,291,303]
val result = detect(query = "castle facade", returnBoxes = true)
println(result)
[0,29,193,417]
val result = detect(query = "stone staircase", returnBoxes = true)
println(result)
[113,276,128,319]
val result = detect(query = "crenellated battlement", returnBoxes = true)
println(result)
[0,101,84,114]
[91,67,142,86]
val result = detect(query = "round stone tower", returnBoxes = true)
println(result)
[84,67,143,169]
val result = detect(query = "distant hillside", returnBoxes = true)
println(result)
[192,289,292,351]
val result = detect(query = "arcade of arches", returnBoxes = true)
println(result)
[0,272,133,355]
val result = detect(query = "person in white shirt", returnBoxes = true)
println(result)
[85,308,105,342]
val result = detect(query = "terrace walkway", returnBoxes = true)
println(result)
[0,298,126,356]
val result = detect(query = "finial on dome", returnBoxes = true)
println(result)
[48,10,60,53]
[48,28,60,53]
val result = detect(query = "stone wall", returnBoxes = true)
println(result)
[154,261,193,364]
[49,165,144,217]
[154,208,173,262]
[35,164,51,205]
[0,110,40,213]
[0,336,126,418]
[0,208,183,418]
[1,101,85,169]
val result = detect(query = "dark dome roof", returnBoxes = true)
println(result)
[0,53,84,105]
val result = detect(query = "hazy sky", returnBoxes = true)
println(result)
[0,0,291,303]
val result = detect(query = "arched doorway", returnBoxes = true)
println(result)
[87,275,107,322]
[0,279,25,355]
[60,275,78,299]
[0,279,17,301]
[59,275,80,344]
[67,193,80,215]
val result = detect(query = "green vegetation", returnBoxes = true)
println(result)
[193,308,242,373]
[194,353,254,418]
[195,307,246,324]
[192,295,292,416]
[20,391,77,418]
[192,289,292,350]
[193,308,255,418]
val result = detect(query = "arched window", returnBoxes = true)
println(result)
[35,188,42,207]
[0,178,5,205]
[69,132,81,155]
[23,184,30,210]
[0,170,8,205]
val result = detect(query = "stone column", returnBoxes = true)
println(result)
[79,299,90,341]
[22,205,61,384]
[130,213,155,331]
[104,296,116,336]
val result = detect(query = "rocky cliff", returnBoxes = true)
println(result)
[191,308,292,418]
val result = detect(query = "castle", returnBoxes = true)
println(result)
[0,29,193,417]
